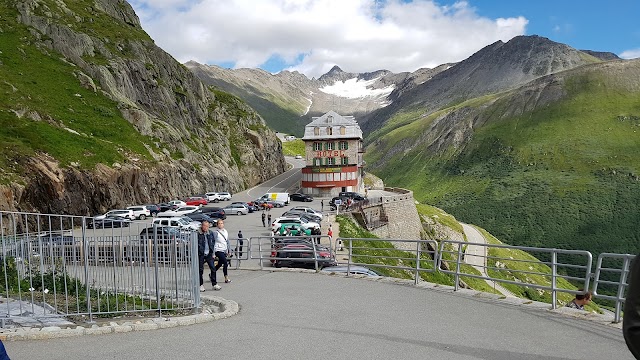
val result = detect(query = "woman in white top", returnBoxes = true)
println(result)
[213,219,232,284]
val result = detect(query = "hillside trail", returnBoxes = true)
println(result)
[461,223,516,298]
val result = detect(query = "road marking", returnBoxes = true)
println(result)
[246,159,300,198]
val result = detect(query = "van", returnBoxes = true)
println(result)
[261,192,290,205]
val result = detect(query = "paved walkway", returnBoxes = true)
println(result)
[4,269,633,360]
[461,223,516,298]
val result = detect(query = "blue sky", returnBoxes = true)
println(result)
[130,0,640,78]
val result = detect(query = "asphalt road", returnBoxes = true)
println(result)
[5,271,633,360]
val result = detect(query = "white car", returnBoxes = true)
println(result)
[205,192,223,202]
[126,206,151,220]
[157,206,200,217]
[271,216,320,233]
[152,217,199,231]
[94,209,135,221]
[167,200,187,208]
[217,192,232,201]
[290,206,323,220]
[294,154,302,159]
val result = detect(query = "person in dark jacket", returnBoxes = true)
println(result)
[197,221,219,291]
[624,255,640,359]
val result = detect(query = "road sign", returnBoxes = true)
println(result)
[334,199,342,205]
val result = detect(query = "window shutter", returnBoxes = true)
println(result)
[333,142,336,150]
[345,142,348,150]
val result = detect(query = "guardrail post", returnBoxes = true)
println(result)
[414,241,421,285]
[192,231,200,312]
[312,240,319,272]
[551,251,557,309]
[82,218,93,323]
[455,244,462,291]
[153,225,161,318]
[615,256,631,323]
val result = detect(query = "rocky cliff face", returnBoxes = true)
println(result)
[0,0,286,215]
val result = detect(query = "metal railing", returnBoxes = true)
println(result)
[439,240,592,309]
[592,253,636,322]
[0,211,199,327]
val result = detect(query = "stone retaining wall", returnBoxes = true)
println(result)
[369,188,422,240]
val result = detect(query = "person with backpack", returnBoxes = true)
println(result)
[261,212,266,227]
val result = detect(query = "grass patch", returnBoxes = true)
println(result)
[416,204,464,234]
[281,139,305,156]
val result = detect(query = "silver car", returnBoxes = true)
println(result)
[223,204,248,215]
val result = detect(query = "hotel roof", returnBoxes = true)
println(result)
[302,110,363,140]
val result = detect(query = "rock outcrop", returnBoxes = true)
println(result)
[0,0,286,215]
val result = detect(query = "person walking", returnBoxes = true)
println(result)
[267,213,272,228]
[236,230,244,258]
[197,220,219,291]
[328,225,333,240]
[261,212,266,227]
[624,255,640,359]
[213,219,232,284]
[321,199,324,211]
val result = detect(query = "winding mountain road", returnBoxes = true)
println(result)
[461,223,516,298]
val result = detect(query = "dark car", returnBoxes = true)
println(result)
[199,207,226,220]
[36,232,76,245]
[145,204,161,217]
[270,243,336,269]
[139,226,185,242]
[290,193,314,202]
[158,203,178,212]
[86,216,132,229]
[186,212,216,224]
[339,192,365,201]
[329,196,350,208]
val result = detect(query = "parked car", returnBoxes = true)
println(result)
[290,206,323,220]
[280,210,322,224]
[320,266,381,277]
[94,209,135,221]
[294,154,303,159]
[231,202,255,213]
[152,216,199,230]
[185,212,217,224]
[157,206,200,217]
[158,203,176,212]
[265,200,285,208]
[329,196,350,208]
[198,207,226,220]
[339,192,365,201]
[253,199,274,209]
[185,196,208,206]
[271,217,320,233]
[167,200,187,208]
[275,223,312,237]
[139,226,186,242]
[127,206,151,220]
[223,204,248,215]
[217,192,232,201]
[86,216,132,229]
[271,243,336,269]
[290,193,313,202]
[205,192,223,203]
[145,204,161,217]
[35,231,76,245]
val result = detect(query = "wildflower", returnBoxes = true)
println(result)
[44,289,50,294]
[28,287,34,292]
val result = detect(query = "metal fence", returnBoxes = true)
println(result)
[0,211,199,327]
[592,253,636,322]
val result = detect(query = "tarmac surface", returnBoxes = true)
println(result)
[5,269,634,360]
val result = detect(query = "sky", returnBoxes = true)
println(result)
[129,0,640,79]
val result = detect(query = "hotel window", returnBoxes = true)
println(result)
[313,157,321,166]
[341,156,349,165]
[339,141,348,150]
[340,126,346,135]
[326,127,333,135]
[313,142,322,151]
[326,142,335,150]
[314,127,320,135]
[327,115,333,123]
[327,157,336,165]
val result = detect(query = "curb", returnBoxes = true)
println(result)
[0,296,239,341]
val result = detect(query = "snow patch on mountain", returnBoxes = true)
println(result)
[319,77,395,100]
[303,92,313,116]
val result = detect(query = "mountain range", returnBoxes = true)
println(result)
[189,35,640,258]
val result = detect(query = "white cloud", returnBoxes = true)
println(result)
[130,0,528,78]
[620,48,640,59]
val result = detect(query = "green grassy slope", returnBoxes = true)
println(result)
[367,61,640,257]
[0,1,155,182]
